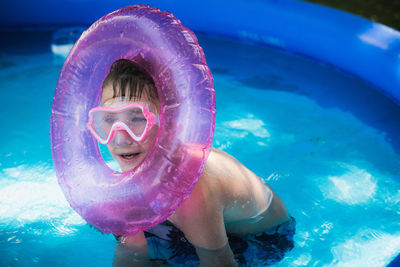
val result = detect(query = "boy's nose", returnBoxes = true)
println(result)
[111,130,134,146]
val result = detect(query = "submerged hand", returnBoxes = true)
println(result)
[196,242,238,267]
[113,231,151,267]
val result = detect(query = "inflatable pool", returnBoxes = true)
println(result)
[1,0,399,104]
[0,0,399,265]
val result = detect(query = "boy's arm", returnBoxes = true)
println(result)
[173,176,237,267]
[176,198,237,267]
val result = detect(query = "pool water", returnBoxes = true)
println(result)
[0,30,399,266]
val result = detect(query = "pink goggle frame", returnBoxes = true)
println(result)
[87,102,159,144]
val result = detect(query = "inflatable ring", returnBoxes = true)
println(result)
[50,5,215,236]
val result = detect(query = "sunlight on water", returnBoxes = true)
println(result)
[321,164,377,205]
[331,229,400,266]
[0,164,84,232]
[0,163,116,266]
[222,115,271,138]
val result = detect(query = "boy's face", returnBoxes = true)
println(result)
[101,84,160,172]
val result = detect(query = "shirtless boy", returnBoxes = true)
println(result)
[91,59,295,266]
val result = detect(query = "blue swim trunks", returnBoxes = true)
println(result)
[127,216,296,266]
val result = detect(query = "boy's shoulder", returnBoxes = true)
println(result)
[170,147,266,224]
[204,147,265,202]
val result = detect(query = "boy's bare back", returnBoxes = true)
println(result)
[168,148,289,250]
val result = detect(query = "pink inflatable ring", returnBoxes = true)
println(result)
[50,5,215,236]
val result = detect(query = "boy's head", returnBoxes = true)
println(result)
[101,59,159,109]
[100,59,160,172]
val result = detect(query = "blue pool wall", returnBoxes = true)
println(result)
[1,0,400,106]
[1,0,399,265]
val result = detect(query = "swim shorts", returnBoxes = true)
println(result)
[117,216,296,266]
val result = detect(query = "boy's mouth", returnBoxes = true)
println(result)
[120,153,140,160]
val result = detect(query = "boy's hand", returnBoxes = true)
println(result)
[118,231,149,256]
[113,231,152,267]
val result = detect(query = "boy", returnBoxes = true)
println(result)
[95,59,295,266]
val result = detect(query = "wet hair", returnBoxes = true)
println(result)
[102,59,158,101]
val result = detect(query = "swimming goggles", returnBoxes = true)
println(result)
[87,101,159,144]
